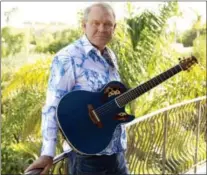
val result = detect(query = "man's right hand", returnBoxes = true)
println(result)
[25,155,53,175]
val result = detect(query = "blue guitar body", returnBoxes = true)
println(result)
[56,81,135,155]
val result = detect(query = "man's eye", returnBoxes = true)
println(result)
[93,21,100,26]
[105,23,113,27]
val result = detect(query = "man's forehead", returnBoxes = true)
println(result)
[89,16,114,22]
[89,6,115,18]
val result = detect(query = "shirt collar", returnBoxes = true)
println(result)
[80,35,110,56]
[79,35,117,68]
[79,35,97,55]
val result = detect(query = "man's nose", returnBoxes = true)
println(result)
[98,24,106,32]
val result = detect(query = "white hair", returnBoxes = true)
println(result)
[83,2,116,21]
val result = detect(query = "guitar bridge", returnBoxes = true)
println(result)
[88,105,103,128]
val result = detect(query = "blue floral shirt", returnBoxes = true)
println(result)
[41,35,127,157]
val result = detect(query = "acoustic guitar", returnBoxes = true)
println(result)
[56,56,197,155]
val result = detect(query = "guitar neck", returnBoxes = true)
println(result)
[116,64,183,107]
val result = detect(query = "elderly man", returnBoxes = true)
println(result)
[25,2,129,175]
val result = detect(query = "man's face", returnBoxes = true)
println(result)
[83,6,116,51]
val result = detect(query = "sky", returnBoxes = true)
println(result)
[1,2,206,32]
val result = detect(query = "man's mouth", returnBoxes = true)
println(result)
[95,36,108,39]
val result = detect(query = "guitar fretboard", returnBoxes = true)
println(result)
[116,64,182,107]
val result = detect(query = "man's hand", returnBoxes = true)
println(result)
[25,155,53,175]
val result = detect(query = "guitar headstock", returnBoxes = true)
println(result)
[179,55,198,71]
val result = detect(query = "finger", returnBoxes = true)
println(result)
[25,168,43,175]
[25,162,42,173]
[40,164,52,175]
[25,164,36,173]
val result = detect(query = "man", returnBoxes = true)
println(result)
[25,2,129,175]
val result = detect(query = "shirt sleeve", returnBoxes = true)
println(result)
[40,54,75,157]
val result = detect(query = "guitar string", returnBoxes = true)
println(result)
[94,66,181,116]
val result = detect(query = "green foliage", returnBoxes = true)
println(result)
[35,28,82,53]
[1,56,52,173]
[1,27,25,58]
[126,0,179,51]
[178,28,206,47]
[1,54,66,173]
[115,1,179,85]
[110,1,181,115]
[193,34,206,65]
[166,34,206,103]
[2,57,52,136]
[35,32,55,53]
[2,58,51,98]
[1,145,33,174]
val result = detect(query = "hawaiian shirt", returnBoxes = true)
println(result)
[41,35,127,157]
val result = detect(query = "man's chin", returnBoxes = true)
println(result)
[95,36,110,40]
[95,38,110,44]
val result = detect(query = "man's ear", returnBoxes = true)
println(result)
[82,20,86,30]
[112,23,116,33]
[114,23,117,30]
